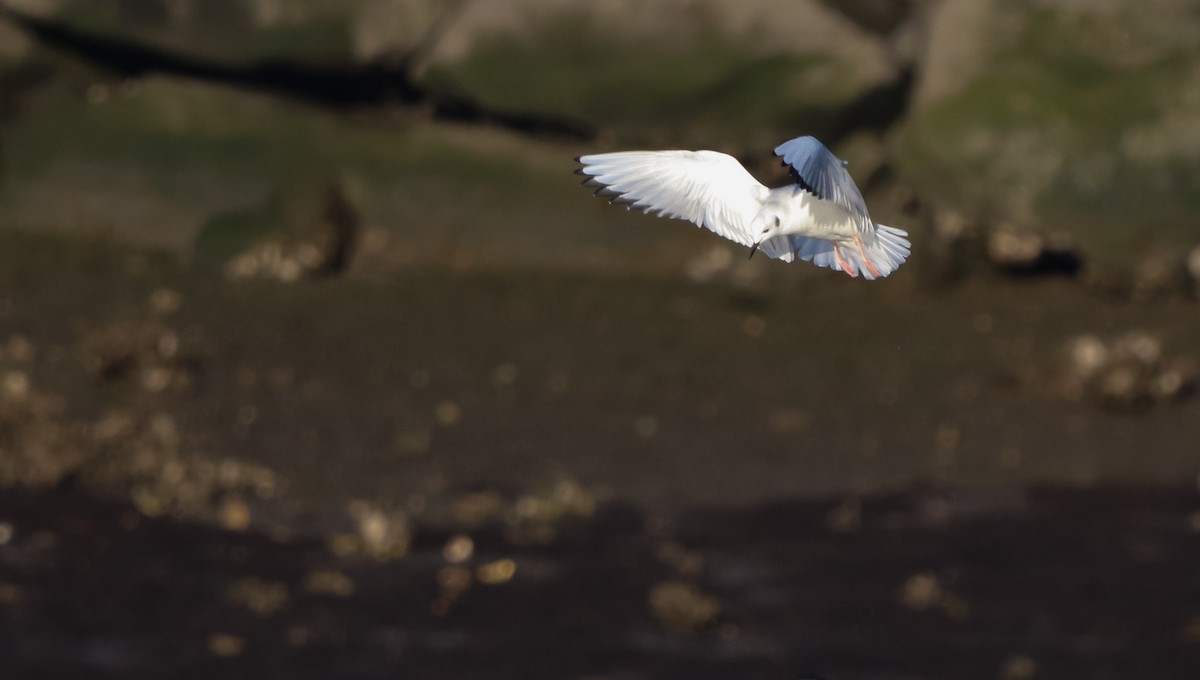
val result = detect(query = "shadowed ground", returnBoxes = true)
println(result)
[0,485,1197,679]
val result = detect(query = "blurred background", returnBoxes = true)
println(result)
[0,0,1198,677]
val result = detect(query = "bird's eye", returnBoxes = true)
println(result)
[774,216,781,227]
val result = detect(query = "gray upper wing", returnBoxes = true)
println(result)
[774,136,872,231]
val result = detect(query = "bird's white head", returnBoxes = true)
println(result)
[748,211,783,259]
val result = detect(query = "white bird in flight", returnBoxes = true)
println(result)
[576,136,910,279]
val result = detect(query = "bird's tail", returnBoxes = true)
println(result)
[788,225,910,279]
[854,224,911,280]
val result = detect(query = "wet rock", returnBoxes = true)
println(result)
[475,558,516,585]
[898,0,1200,270]
[226,576,289,617]
[430,0,896,145]
[223,241,322,283]
[1086,251,1192,302]
[1130,251,1191,302]
[1182,617,1200,643]
[63,401,284,527]
[684,245,736,285]
[0,2,43,121]
[304,569,356,598]
[0,13,33,65]
[450,491,505,526]
[0,394,88,487]
[344,499,411,561]
[207,632,245,658]
[434,564,473,612]
[0,335,93,487]
[920,213,1085,283]
[4,0,390,64]
[504,480,597,545]
[648,580,720,634]
[816,0,916,37]
[0,70,704,274]
[217,495,252,531]
[4,0,895,148]
[985,224,1082,276]
[148,287,182,316]
[434,0,893,77]
[441,534,474,564]
[656,541,705,577]
[1000,655,1039,680]
[76,320,201,392]
[0,581,22,605]
[1,335,36,364]
[825,497,863,534]
[216,179,360,283]
[1186,244,1200,297]
[897,571,970,620]
[1060,331,1196,410]
[987,227,1044,270]
[917,209,985,285]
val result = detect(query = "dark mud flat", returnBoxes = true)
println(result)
[0,484,1198,679]
[1,232,1200,678]
[3,231,1200,513]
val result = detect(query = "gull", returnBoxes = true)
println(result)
[576,136,910,279]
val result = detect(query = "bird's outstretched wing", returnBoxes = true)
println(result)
[774,136,872,233]
[577,150,769,247]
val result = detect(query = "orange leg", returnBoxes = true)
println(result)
[855,235,882,278]
[833,244,857,277]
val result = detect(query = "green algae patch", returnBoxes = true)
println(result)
[426,13,878,148]
[896,5,1200,267]
[0,76,692,271]
[27,0,358,64]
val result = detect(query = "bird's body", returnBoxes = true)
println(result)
[576,136,910,279]
[761,184,860,242]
